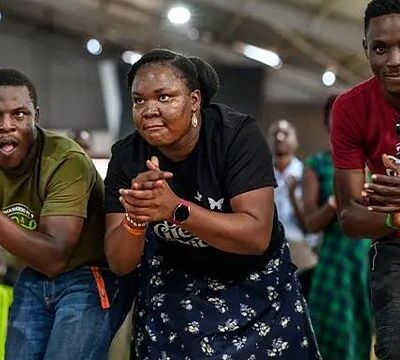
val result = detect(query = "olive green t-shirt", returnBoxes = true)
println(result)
[0,127,105,272]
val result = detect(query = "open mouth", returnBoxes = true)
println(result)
[0,139,19,155]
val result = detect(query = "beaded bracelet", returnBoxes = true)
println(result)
[124,213,148,228]
[121,218,146,236]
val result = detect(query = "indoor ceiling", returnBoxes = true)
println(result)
[0,0,372,102]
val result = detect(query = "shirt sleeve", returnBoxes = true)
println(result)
[104,144,130,214]
[331,98,365,169]
[225,117,277,199]
[40,153,97,218]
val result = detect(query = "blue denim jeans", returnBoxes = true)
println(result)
[5,266,135,360]
[370,237,400,360]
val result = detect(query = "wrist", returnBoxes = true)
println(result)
[121,213,148,236]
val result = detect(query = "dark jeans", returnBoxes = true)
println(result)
[5,266,135,360]
[370,237,400,360]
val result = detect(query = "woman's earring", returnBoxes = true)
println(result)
[191,113,198,128]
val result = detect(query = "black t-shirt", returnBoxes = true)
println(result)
[105,103,283,279]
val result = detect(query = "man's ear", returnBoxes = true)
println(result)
[362,39,368,58]
[34,107,40,124]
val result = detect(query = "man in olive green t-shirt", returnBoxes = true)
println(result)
[0,69,134,360]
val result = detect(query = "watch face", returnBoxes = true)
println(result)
[174,203,190,223]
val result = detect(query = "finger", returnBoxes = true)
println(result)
[147,156,160,170]
[360,191,370,206]
[131,171,173,188]
[119,196,131,212]
[120,196,154,216]
[368,205,400,213]
[119,188,155,200]
[382,154,400,175]
[365,182,400,196]
[366,194,400,205]
[119,194,138,210]
[146,160,158,171]
[119,192,158,209]
[370,174,400,186]
[132,180,164,190]
[119,191,145,207]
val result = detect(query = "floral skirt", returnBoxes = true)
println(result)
[132,240,321,359]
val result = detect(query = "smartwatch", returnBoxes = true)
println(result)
[172,199,191,225]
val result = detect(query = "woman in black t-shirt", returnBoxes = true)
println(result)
[104,48,321,359]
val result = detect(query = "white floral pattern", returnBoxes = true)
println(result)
[133,240,322,359]
[208,297,229,313]
[240,303,257,320]
[185,321,200,334]
[181,299,193,311]
[200,337,215,356]
[217,319,239,333]
[252,322,271,337]
[267,338,290,357]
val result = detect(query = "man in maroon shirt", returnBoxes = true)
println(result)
[331,1,400,358]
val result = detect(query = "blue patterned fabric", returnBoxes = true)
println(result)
[132,237,321,359]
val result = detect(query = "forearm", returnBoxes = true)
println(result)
[0,214,71,277]
[104,224,145,275]
[180,203,272,255]
[339,201,392,239]
[304,202,336,233]
[288,193,307,232]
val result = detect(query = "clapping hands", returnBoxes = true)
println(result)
[119,156,179,223]
[362,154,400,227]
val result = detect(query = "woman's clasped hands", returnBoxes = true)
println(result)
[119,156,179,223]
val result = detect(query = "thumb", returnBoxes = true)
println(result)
[146,156,160,170]
[382,154,400,175]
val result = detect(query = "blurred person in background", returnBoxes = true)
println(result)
[0,69,134,360]
[296,95,372,360]
[66,129,93,154]
[104,48,321,359]
[331,0,400,358]
[268,120,319,298]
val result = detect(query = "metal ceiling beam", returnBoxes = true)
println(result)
[191,0,363,84]
[192,0,363,53]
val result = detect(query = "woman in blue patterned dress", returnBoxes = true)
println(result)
[103,49,321,359]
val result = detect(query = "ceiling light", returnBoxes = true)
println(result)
[167,6,191,25]
[86,38,102,56]
[322,70,336,87]
[242,44,282,69]
[122,51,142,65]
[0,11,3,22]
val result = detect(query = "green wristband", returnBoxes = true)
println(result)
[385,213,400,230]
